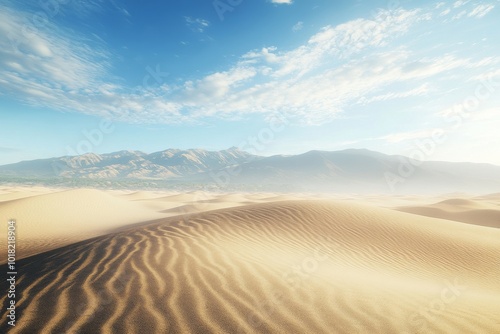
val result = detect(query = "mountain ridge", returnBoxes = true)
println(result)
[1,148,499,194]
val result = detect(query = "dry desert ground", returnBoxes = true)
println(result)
[1,187,499,333]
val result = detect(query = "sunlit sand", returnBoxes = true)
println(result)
[1,187,499,333]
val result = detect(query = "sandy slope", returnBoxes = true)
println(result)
[0,189,165,260]
[1,200,499,334]
[0,186,58,202]
[0,188,303,261]
[397,197,500,228]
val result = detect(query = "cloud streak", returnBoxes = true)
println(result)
[185,17,211,33]
[271,0,293,4]
[468,4,495,18]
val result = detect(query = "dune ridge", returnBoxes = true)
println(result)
[397,197,500,228]
[0,188,165,260]
[1,200,499,333]
[0,188,311,262]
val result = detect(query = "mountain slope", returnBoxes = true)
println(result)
[210,149,500,193]
[1,148,499,194]
[0,148,255,179]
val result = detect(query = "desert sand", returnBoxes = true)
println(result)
[397,196,500,229]
[0,188,306,261]
[1,187,499,333]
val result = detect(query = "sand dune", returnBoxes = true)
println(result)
[397,197,500,228]
[474,193,500,201]
[0,188,305,261]
[153,192,212,203]
[1,200,499,333]
[117,191,169,200]
[0,187,56,202]
[160,201,252,215]
[0,189,165,260]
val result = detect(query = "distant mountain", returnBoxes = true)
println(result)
[0,147,256,180]
[206,149,500,193]
[1,148,499,194]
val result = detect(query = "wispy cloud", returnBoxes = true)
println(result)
[358,84,430,105]
[439,1,495,20]
[453,0,470,8]
[0,2,498,126]
[439,8,451,16]
[185,17,210,33]
[242,8,424,78]
[435,2,446,10]
[292,21,303,32]
[181,67,257,105]
[0,4,111,106]
[108,0,131,18]
[469,68,500,82]
[468,4,495,18]
[271,0,293,4]
[452,10,468,20]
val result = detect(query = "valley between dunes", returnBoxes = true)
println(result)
[0,187,499,333]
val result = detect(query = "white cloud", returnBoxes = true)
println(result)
[292,21,304,32]
[439,8,451,16]
[1,3,498,126]
[169,51,492,125]
[435,2,446,9]
[0,5,109,93]
[242,9,423,79]
[0,5,185,124]
[469,68,500,82]
[121,8,131,17]
[452,10,467,20]
[399,55,470,78]
[468,4,495,18]
[271,0,293,4]
[184,17,210,33]
[453,0,470,8]
[181,67,257,105]
[359,84,430,105]
[440,1,495,21]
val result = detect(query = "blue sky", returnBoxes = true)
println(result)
[0,0,499,165]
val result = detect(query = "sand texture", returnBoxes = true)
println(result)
[1,189,499,333]
[397,197,500,228]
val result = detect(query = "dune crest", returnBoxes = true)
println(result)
[397,196,500,228]
[0,188,165,260]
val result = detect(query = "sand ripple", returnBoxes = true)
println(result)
[1,201,499,333]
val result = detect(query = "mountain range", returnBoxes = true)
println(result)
[1,148,499,194]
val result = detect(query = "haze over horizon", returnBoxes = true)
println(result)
[1,0,499,166]
[2,147,500,167]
